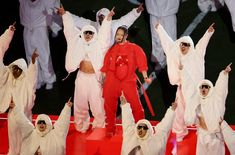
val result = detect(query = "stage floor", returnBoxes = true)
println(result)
[0,114,233,155]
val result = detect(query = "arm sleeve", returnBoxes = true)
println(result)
[54,104,71,138]
[221,121,235,154]
[155,24,175,56]
[134,45,148,72]
[154,107,175,138]
[121,103,136,137]
[0,28,14,61]
[97,16,112,53]
[72,13,92,30]
[112,8,141,28]
[214,70,228,103]
[25,61,38,90]
[100,49,111,73]
[63,11,81,73]
[195,30,214,58]
[12,105,34,139]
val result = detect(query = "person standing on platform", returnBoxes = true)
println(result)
[101,25,152,136]
[58,6,114,133]
[9,98,72,155]
[120,91,177,155]
[0,23,39,155]
[185,63,232,155]
[155,22,215,142]
[19,0,62,90]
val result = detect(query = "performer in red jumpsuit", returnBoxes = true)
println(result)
[101,25,152,136]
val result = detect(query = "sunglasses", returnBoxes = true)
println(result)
[137,125,148,130]
[200,85,210,89]
[37,120,46,125]
[12,65,22,72]
[83,31,94,35]
[180,42,190,47]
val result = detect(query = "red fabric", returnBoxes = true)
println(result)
[101,41,148,133]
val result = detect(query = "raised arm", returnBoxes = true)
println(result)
[54,98,72,138]
[11,99,34,139]
[112,3,143,28]
[195,23,214,58]
[155,23,175,56]
[26,49,38,90]
[120,92,136,136]
[0,23,15,61]
[154,101,176,137]
[97,7,114,51]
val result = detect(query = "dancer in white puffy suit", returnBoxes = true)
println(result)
[10,98,72,155]
[59,6,114,133]
[0,23,38,155]
[198,0,235,32]
[155,22,215,142]
[58,3,144,45]
[19,0,62,90]
[145,0,181,70]
[220,120,235,155]
[120,91,177,155]
[185,63,232,155]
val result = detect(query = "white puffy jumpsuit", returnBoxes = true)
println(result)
[155,23,214,141]
[121,103,175,155]
[0,27,38,155]
[62,11,111,133]
[221,120,235,155]
[185,70,229,155]
[12,103,71,155]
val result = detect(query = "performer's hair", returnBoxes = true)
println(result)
[117,25,128,35]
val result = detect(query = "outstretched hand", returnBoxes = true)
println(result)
[67,97,73,107]
[208,23,215,33]
[9,21,16,31]
[31,49,39,64]
[9,96,15,109]
[136,3,144,13]
[171,98,178,111]
[56,3,65,16]
[107,7,115,21]
[120,91,127,105]
[224,62,232,74]
[155,22,160,29]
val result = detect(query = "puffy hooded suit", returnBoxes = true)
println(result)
[71,7,141,45]
[185,70,229,155]
[12,103,71,155]
[62,11,111,132]
[121,103,175,155]
[155,23,214,140]
[0,26,38,155]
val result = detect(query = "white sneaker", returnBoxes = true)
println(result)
[45,83,53,90]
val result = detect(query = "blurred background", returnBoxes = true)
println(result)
[1,0,234,123]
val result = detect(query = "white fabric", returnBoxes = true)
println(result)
[73,72,105,132]
[221,121,235,155]
[155,24,213,138]
[145,0,180,68]
[0,30,37,154]
[13,104,71,155]
[121,103,175,155]
[19,0,61,85]
[0,27,14,61]
[196,128,225,155]
[225,0,235,32]
[71,7,141,45]
[63,11,111,132]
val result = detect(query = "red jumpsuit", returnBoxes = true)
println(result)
[101,41,148,134]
